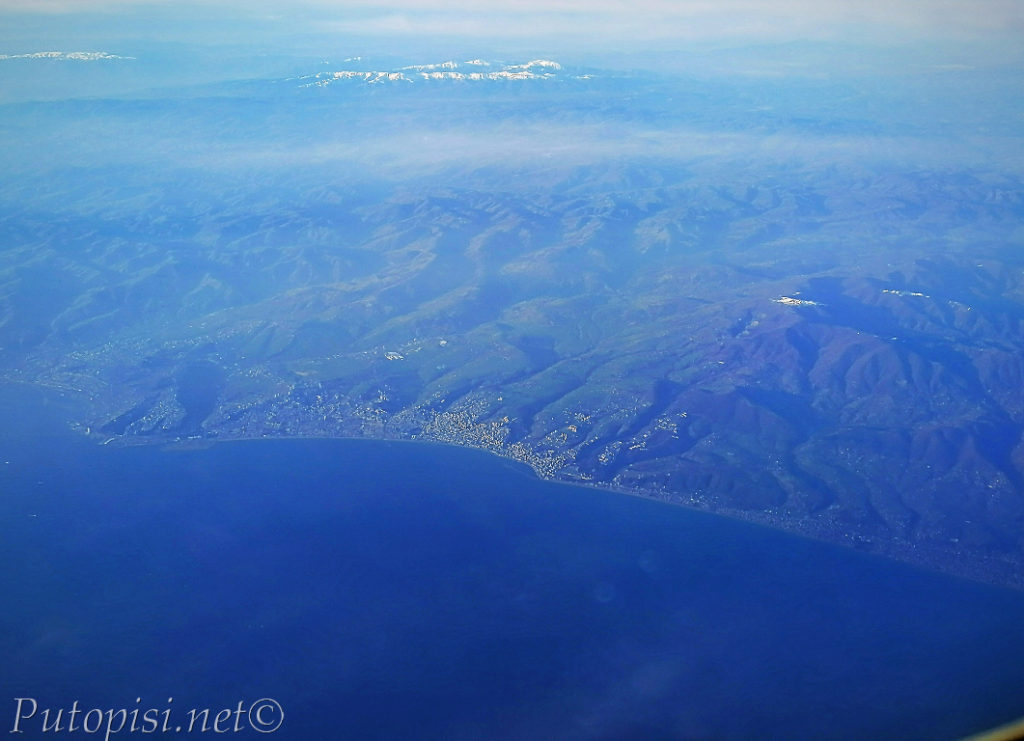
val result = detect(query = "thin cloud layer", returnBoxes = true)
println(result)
[2,0,1022,43]
[317,0,1024,41]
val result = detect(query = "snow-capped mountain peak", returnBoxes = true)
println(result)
[0,51,134,61]
[300,58,583,88]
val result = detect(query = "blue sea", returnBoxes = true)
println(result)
[2,387,1024,741]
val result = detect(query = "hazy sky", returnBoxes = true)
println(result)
[2,0,1022,45]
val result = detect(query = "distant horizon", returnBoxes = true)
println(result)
[1,0,1023,54]
[3,1,1024,738]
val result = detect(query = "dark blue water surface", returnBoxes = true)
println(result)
[2,387,1024,741]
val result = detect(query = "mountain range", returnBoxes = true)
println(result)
[2,51,1022,587]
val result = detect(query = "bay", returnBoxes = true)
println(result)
[2,386,1024,740]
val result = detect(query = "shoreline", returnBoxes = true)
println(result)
[139,428,1024,592]
[5,377,1018,592]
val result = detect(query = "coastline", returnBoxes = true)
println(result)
[133,427,1024,592]
[4,376,1018,592]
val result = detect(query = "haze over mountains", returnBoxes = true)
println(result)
[2,41,1023,586]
